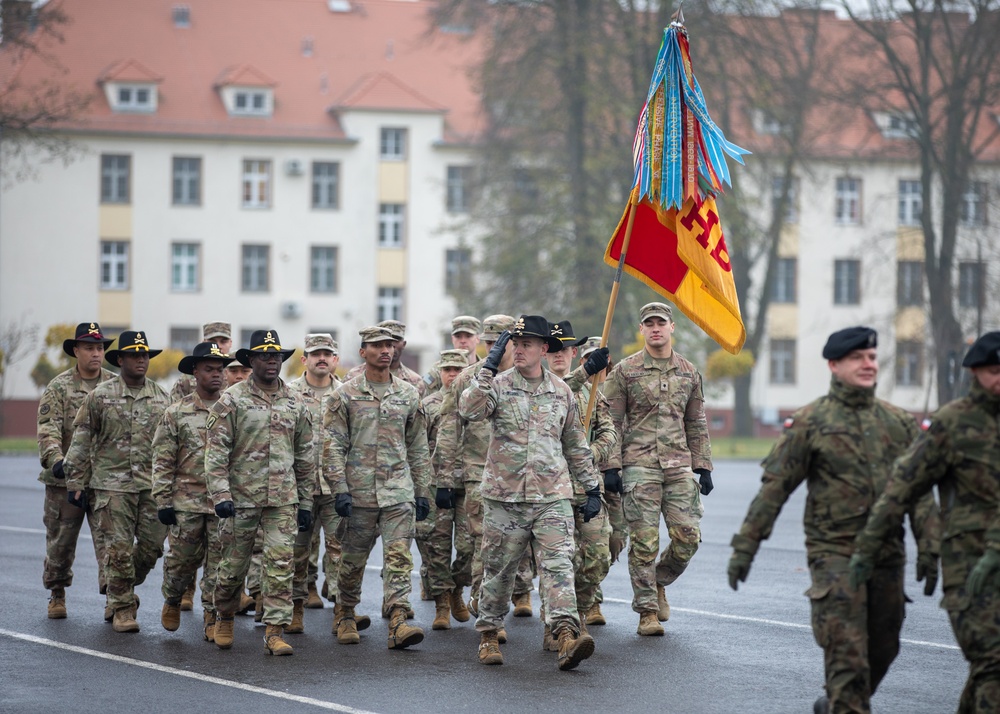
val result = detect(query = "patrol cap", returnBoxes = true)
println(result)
[202,322,232,340]
[962,331,1000,368]
[63,322,114,357]
[451,316,482,336]
[639,302,673,322]
[481,314,516,341]
[178,342,234,375]
[378,320,406,340]
[304,333,338,355]
[359,326,396,345]
[822,326,877,360]
[578,336,602,358]
[437,349,468,370]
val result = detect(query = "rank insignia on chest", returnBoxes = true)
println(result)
[782,417,794,429]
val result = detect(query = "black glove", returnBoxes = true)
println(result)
[482,330,511,374]
[695,468,713,496]
[583,347,610,376]
[214,501,235,519]
[581,486,602,523]
[52,460,65,480]
[157,507,177,526]
[297,509,313,532]
[415,497,431,522]
[435,487,456,509]
[67,490,87,510]
[335,493,353,518]
[603,468,623,495]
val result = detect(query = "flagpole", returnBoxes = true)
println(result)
[583,190,639,434]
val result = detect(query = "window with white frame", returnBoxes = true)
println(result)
[378,204,404,247]
[447,165,473,213]
[114,85,155,112]
[835,177,861,225]
[377,287,403,322]
[961,182,988,226]
[242,159,271,208]
[833,259,860,305]
[379,128,407,160]
[445,248,472,294]
[311,162,340,209]
[771,174,799,224]
[898,180,922,226]
[771,257,797,304]
[896,340,923,387]
[232,89,270,116]
[100,241,129,290]
[897,260,924,306]
[172,157,201,206]
[169,327,200,353]
[959,261,984,308]
[310,246,338,293]
[769,339,796,385]
[171,242,200,292]
[242,244,269,292]
[101,155,131,204]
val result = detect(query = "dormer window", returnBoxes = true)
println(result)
[873,111,918,139]
[115,84,156,111]
[233,89,270,115]
[215,65,277,118]
[751,108,785,136]
[99,60,162,114]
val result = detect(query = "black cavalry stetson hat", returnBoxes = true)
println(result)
[106,330,163,367]
[178,342,235,375]
[510,315,563,353]
[235,329,296,366]
[549,320,588,349]
[63,322,114,358]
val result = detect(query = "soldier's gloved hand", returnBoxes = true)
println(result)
[335,493,353,518]
[482,331,511,375]
[916,550,939,597]
[583,347,610,376]
[727,550,754,590]
[581,486,602,523]
[67,490,87,511]
[297,509,312,532]
[415,497,430,522]
[214,501,235,519]
[52,460,65,480]
[967,548,1000,597]
[694,468,714,496]
[609,531,625,563]
[603,468,623,495]
[435,487,456,509]
[157,507,177,526]
[847,552,874,591]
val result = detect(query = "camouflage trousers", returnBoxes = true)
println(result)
[42,484,107,593]
[947,586,1000,713]
[623,467,703,613]
[476,498,578,635]
[246,526,264,595]
[162,511,221,614]
[94,489,168,612]
[293,494,342,601]
[572,499,611,612]
[807,558,905,714]
[337,503,415,612]
[455,482,533,599]
[214,505,296,626]
[416,496,457,597]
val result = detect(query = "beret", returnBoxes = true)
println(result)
[962,332,1000,368]
[823,326,877,360]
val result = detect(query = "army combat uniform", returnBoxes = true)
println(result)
[416,385,457,602]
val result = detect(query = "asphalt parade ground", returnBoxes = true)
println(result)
[0,455,965,713]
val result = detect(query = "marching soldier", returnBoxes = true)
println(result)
[344,320,425,397]
[423,316,482,395]
[170,322,232,402]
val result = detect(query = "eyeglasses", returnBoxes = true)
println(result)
[252,354,282,363]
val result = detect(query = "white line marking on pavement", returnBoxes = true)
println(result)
[0,525,91,540]
[601,597,961,651]
[0,628,381,713]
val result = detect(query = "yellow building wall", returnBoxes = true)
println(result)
[99,291,132,327]
[99,205,132,239]
[379,163,408,203]
[768,304,798,338]
[377,250,406,285]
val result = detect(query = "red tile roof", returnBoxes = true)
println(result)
[98,59,163,84]
[335,71,446,113]
[214,64,277,88]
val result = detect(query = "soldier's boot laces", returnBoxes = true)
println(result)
[264,624,294,655]
[637,610,664,636]
[556,628,595,671]
[586,602,606,626]
[214,616,235,649]
[203,611,216,642]
[542,624,558,652]
[253,592,264,623]
[237,590,255,615]
[48,588,67,619]
[450,586,470,623]
[578,610,590,638]
[180,583,195,612]
[285,599,304,634]
[512,592,533,617]
[334,604,361,645]
[478,630,503,665]
[161,600,181,631]
[432,593,451,630]
[387,606,424,650]
[656,585,671,622]
[112,606,140,633]
[305,582,324,609]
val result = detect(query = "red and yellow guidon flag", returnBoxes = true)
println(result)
[605,190,746,354]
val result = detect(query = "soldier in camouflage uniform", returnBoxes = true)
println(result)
[170,322,231,403]
[729,326,940,714]
[459,315,601,670]
[603,302,713,636]
[64,330,171,633]
[37,322,115,618]
[205,329,315,655]
[423,316,481,396]
[419,349,469,629]
[344,320,425,397]
[153,342,234,641]
[326,326,431,649]
[852,331,1000,714]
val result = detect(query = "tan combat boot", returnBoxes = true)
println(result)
[556,628,595,671]
[578,611,590,638]
[161,601,181,631]
[497,627,508,644]
[450,586,470,623]
[637,610,664,636]
[112,606,140,633]
[334,604,361,644]
[387,605,424,649]
[203,611,216,642]
[253,591,263,623]
[468,595,479,617]
[542,625,558,652]
[237,590,255,615]
[104,603,114,623]
[478,630,503,665]
[305,582,324,609]
[586,602,606,626]
[48,588,67,619]
[512,591,532,617]
[432,593,451,630]
[214,616,235,649]
[285,599,304,634]
[180,583,195,611]
[657,585,671,622]
[264,624,294,655]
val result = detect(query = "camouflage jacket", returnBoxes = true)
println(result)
[170,374,196,403]
[855,380,999,607]
[434,358,492,489]
[36,366,115,487]
[324,373,432,508]
[459,367,600,503]
[422,390,446,475]
[64,376,170,493]
[604,348,713,474]
[570,380,619,499]
[204,376,315,511]
[423,366,443,397]
[345,362,426,398]
[735,378,939,568]
[289,374,340,497]
[151,392,216,513]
